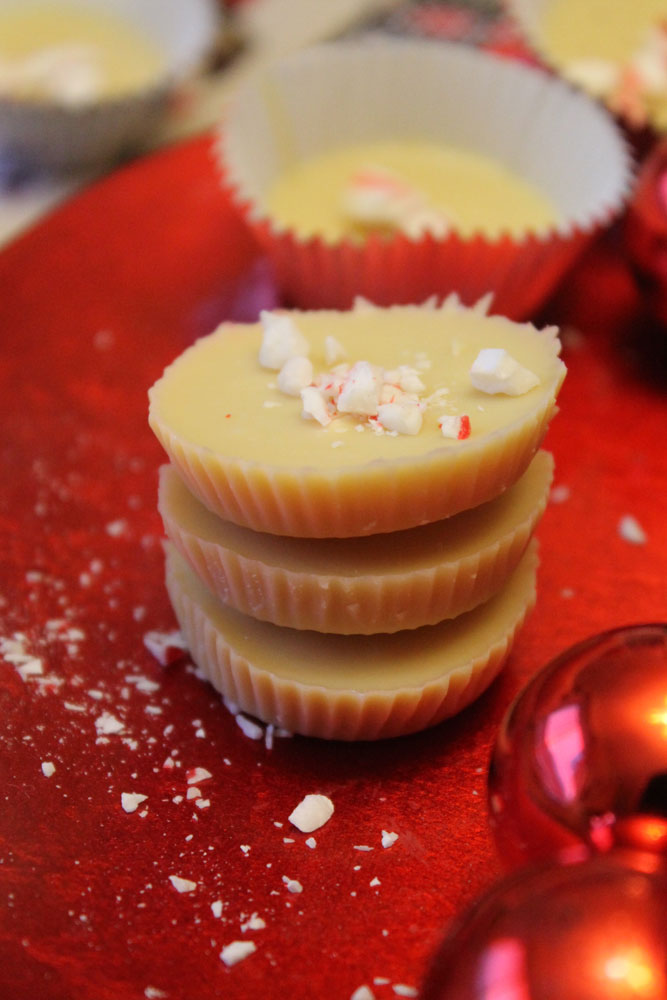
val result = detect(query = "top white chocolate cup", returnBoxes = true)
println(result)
[217,37,633,317]
[148,297,566,538]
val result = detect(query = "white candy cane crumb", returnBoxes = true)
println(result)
[144,989,168,999]
[41,761,56,778]
[220,940,257,967]
[550,484,571,504]
[393,986,418,997]
[186,767,212,785]
[337,361,380,416]
[241,912,266,931]
[288,794,334,833]
[301,385,332,426]
[381,830,398,849]
[168,875,197,894]
[95,712,124,735]
[305,837,317,849]
[354,845,373,852]
[211,900,223,918]
[351,987,376,1000]
[618,515,647,545]
[277,356,314,396]
[282,876,303,894]
[377,401,423,436]
[470,348,539,396]
[370,877,381,887]
[235,714,264,741]
[143,629,187,666]
[259,311,309,370]
[121,792,148,814]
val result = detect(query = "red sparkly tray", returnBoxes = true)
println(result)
[0,133,665,1000]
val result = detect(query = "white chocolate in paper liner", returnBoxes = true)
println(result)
[218,38,633,318]
[0,0,221,170]
[504,0,666,135]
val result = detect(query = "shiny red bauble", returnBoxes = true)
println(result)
[488,624,667,867]
[421,841,667,1000]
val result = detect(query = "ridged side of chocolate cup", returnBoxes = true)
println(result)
[164,542,538,741]
[149,374,562,538]
[158,451,552,633]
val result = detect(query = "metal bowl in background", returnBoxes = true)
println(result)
[0,0,222,172]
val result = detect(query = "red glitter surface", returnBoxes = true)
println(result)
[0,133,665,1000]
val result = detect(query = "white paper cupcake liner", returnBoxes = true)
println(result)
[217,37,633,317]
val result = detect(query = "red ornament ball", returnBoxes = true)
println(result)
[421,847,667,1000]
[488,624,667,867]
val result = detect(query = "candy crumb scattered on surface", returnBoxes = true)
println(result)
[220,940,257,967]
[121,792,148,814]
[41,761,55,777]
[618,514,647,545]
[288,793,335,833]
[168,875,197,893]
[351,987,376,1000]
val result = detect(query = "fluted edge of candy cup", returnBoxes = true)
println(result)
[158,451,552,634]
[164,541,539,741]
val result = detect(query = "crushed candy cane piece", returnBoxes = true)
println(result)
[384,365,426,395]
[341,165,449,239]
[305,837,317,849]
[143,629,188,666]
[289,794,335,833]
[122,792,148,814]
[301,386,333,427]
[235,713,264,741]
[282,876,303,894]
[393,986,418,997]
[438,413,471,440]
[278,356,314,396]
[341,166,422,227]
[41,761,56,778]
[95,712,124,735]
[377,401,423,436]
[470,348,539,396]
[186,786,201,800]
[381,830,398,849]
[338,361,381,416]
[618,514,647,545]
[351,987,376,1000]
[259,311,309,370]
[241,912,266,931]
[186,767,212,785]
[220,940,256,967]
[550,484,571,504]
[168,875,197,893]
[211,900,223,918]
